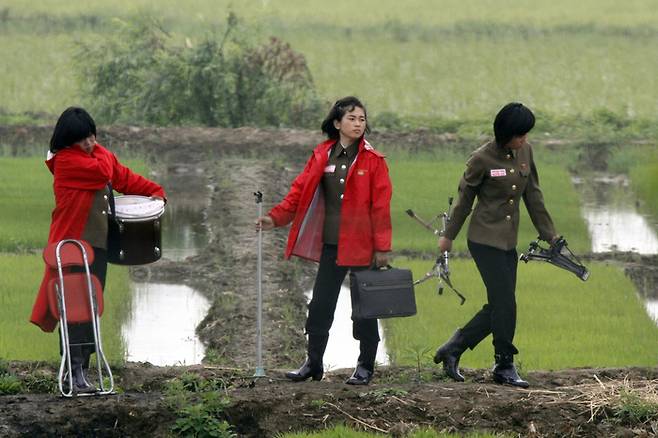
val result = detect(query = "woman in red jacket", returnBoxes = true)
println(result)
[256,96,392,385]
[31,107,166,392]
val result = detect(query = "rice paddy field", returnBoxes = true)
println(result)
[0,155,146,364]
[1,0,658,126]
[1,0,657,370]
[383,258,658,371]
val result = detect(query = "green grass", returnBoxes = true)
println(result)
[0,154,149,363]
[0,253,131,364]
[2,1,658,125]
[384,258,658,371]
[629,158,658,219]
[0,157,54,251]
[0,156,149,251]
[387,150,591,254]
[280,424,507,438]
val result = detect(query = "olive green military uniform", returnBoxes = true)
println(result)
[444,141,556,249]
[444,140,556,356]
[321,141,359,244]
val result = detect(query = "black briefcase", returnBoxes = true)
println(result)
[350,266,416,319]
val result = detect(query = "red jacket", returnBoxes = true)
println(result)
[30,143,166,332]
[269,137,392,266]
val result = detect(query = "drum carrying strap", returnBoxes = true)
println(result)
[107,183,116,220]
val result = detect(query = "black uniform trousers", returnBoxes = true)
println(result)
[61,247,108,363]
[305,244,380,347]
[460,240,519,356]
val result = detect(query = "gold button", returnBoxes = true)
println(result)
[339,178,345,184]
[509,199,514,205]
[512,185,517,191]
[102,210,106,215]
[510,168,515,174]
[341,164,347,170]
[505,215,511,221]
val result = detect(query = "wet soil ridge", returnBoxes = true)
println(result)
[1,364,656,437]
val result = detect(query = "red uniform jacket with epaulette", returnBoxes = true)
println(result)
[268,137,392,266]
[30,143,166,332]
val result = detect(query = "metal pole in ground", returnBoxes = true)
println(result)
[253,191,266,377]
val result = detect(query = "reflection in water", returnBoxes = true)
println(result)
[646,300,658,324]
[121,283,210,366]
[305,285,389,371]
[161,206,208,261]
[574,175,658,254]
[583,209,658,254]
[574,174,658,326]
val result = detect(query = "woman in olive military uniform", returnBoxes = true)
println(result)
[433,102,558,388]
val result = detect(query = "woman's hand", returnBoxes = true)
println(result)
[438,236,453,253]
[256,215,275,232]
[372,251,389,268]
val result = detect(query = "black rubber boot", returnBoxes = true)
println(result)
[346,342,377,385]
[285,335,328,382]
[71,354,96,393]
[433,329,467,382]
[492,354,529,388]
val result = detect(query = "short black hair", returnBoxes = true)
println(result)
[320,96,370,140]
[493,102,535,147]
[49,107,97,153]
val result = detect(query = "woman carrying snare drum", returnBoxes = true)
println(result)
[30,107,165,392]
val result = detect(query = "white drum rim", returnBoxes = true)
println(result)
[113,195,165,222]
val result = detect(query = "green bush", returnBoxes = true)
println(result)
[0,373,22,395]
[76,14,323,128]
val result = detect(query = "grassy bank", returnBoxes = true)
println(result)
[0,253,131,363]
[384,258,658,371]
[0,154,148,363]
[282,425,506,438]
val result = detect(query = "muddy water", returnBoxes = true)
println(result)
[574,175,658,254]
[646,300,658,324]
[121,167,211,365]
[121,282,211,365]
[305,285,389,370]
[574,174,658,324]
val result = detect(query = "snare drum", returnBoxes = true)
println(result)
[107,195,165,265]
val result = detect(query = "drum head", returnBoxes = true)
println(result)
[114,195,165,222]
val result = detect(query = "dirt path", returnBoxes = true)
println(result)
[2,363,657,437]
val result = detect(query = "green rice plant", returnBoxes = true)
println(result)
[0,157,53,251]
[0,253,131,364]
[388,152,590,254]
[0,156,150,252]
[629,159,658,220]
[3,2,658,128]
[384,258,658,371]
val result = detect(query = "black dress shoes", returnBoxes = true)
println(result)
[285,359,323,382]
[345,364,373,385]
[492,354,529,388]
[433,329,467,382]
